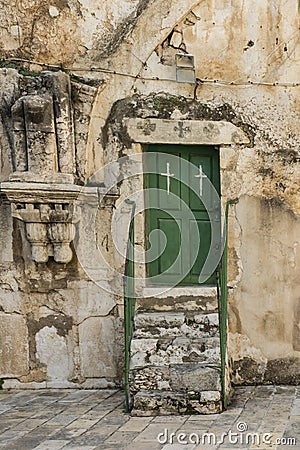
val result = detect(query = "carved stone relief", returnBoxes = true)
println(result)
[1,71,85,263]
[10,71,75,184]
[126,118,250,145]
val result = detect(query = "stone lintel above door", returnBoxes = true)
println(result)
[125,118,250,145]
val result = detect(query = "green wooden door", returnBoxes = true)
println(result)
[145,144,220,285]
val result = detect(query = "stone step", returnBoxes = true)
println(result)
[130,336,220,368]
[138,287,218,312]
[132,389,222,416]
[133,311,219,339]
[131,363,222,393]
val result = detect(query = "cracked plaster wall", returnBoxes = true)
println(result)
[0,0,300,387]
[0,0,151,66]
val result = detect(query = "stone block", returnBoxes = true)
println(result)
[3,379,47,389]
[127,118,250,145]
[130,338,158,368]
[69,280,116,322]
[81,378,117,389]
[134,312,185,329]
[0,313,29,377]
[48,281,116,324]
[155,337,220,365]
[194,312,219,326]
[130,337,220,368]
[36,325,72,381]
[264,357,300,385]
[131,390,222,416]
[188,399,222,414]
[19,367,46,383]
[130,366,171,392]
[200,390,221,402]
[134,311,219,339]
[181,313,220,339]
[0,272,22,313]
[79,316,117,378]
[139,287,218,312]
[170,364,221,392]
[131,391,187,416]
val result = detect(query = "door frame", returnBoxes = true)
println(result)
[123,117,249,292]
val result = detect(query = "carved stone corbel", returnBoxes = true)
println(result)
[48,222,75,264]
[25,222,49,263]
[1,183,80,263]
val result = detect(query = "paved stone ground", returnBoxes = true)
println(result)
[0,386,299,450]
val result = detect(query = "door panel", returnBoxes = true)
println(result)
[145,144,220,285]
[158,218,182,275]
[189,219,212,282]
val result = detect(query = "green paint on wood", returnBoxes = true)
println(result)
[145,144,220,286]
[124,200,136,413]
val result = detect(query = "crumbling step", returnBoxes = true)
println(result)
[129,288,224,415]
[132,389,222,416]
[133,311,219,339]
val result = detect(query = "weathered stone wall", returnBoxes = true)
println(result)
[0,0,151,66]
[0,184,124,388]
[0,69,124,388]
[0,0,299,388]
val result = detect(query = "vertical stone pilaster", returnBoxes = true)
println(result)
[42,71,76,175]
[23,94,58,175]
[11,98,28,172]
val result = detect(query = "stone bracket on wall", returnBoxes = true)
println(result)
[125,118,250,145]
[0,182,118,264]
[1,182,81,263]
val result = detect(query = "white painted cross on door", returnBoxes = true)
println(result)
[160,162,174,195]
[194,164,207,196]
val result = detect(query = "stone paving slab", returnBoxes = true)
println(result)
[0,386,298,449]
